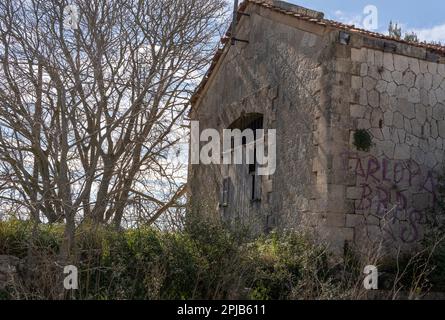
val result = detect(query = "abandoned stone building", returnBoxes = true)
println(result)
[188,0,445,254]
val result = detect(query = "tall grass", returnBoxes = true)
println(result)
[1,215,444,300]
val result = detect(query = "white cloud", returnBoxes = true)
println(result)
[334,10,344,16]
[409,23,445,43]
[332,10,363,27]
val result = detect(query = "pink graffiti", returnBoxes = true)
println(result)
[342,151,439,244]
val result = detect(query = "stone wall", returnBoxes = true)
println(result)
[342,46,445,252]
[189,1,445,255]
[296,29,445,255]
[189,5,331,235]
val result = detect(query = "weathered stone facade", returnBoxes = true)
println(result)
[189,0,445,255]
[344,46,445,252]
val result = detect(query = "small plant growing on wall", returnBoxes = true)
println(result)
[353,129,373,152]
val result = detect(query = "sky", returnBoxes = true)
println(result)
[288,0,445,43]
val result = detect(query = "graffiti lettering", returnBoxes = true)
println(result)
[342,151,438,243]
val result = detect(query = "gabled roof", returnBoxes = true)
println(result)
[190,0,445,108]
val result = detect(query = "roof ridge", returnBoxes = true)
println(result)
[190,0,445,108]
[247,0,445,53]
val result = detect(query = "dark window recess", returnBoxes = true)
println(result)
[221,177,230,207]
[251,174,256,201]
[228,113,264,202]
[248,117,263,174]
[249,117,263,201]
[250,173,262,202]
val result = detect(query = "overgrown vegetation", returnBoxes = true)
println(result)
[3,176,445,300]
[353,129,373,152]
[388,21,419,42]
[422,172,445,292]
[2,213,445,300]
[387,21,442,44]
[0,218,330,300]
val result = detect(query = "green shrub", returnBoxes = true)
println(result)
[0,219,63,257]
[243,232,331,300]
[353,129,373,152]
[8,218,438,300]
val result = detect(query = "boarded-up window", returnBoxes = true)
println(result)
[248,117,263,201]
[227,113,264,202]
[221,177,230,207]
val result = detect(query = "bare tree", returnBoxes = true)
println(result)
[0,0,227,253]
